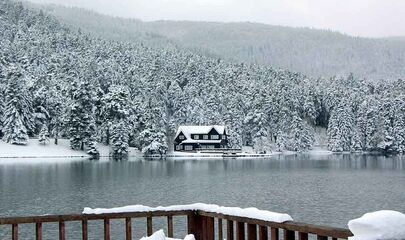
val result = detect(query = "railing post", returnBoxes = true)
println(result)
[205,216,215,240]
[104,218,110,240]
[298,232,308,240]
[167,216,173,238]
[247,224,257,240]
[36,222,42,240]
[236,222,245,240]
[59,221,65,240]
[227,220,234,240]
[188,212,204,240]
[284,230,295,240]
[12,224,18,240]
[271,228,279,240]
[126,217,132,240]
[82,220,88,240]
[259,226,268,240]
[218,219,223,240]
[147,217,153,236]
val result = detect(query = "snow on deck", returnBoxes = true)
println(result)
[140,229,195,240]
[83,203,293,223]
[348,210,405,240]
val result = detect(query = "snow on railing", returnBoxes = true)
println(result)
[83,203,293,223]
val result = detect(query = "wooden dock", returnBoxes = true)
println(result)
[0,207,353,240]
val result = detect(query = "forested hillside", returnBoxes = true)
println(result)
[27,2,405,80]
[1,0,405,157]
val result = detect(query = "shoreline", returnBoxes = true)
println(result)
[0,140,395,160]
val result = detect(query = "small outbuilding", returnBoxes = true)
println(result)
[173,125,228,151]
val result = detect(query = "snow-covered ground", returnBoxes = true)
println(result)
[83,203,293,223]
[0,139,142,160]
[0,139,88,158]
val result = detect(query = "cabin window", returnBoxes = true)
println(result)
[206,145,215,149]
[176,145,181,150]
[185,145,193,151]
[179,135,185,140]
[193,135,200,140]
[211,135,219,140]
[222,135,226,140]
[203,135,209,140]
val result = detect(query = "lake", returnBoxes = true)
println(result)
[0,154,404,239]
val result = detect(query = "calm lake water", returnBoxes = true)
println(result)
[0,154,404,239]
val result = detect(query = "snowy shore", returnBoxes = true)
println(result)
[0,139,341,161]
[0,139,141,160]
[0,139,88,158]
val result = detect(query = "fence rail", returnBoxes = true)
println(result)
[0,208,353,240]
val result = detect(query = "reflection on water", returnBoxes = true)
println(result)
[0,154,404,239]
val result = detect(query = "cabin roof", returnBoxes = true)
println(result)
[175,125,225,140]
[180,139,222,144]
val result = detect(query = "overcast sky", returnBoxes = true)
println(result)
[28,0,405,38]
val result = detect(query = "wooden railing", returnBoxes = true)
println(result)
[0,209,353,240]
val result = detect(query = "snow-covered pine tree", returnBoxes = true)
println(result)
[110,120,129,158]
[0,87,4,138]
[365,99,382,151]
[101,85,132,158]
[327,101,354,152]
[2,65,33,145]
[38,124,50,145]
[392,98,405,153]
[67,77,99,156]
[286,114,314,151]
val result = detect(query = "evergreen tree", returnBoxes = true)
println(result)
[110,120,129,158]
[327,102,354,152]
[2,65,33,145]
[101,85,132,157]
[38,124,49,145]
[67,77,99,156]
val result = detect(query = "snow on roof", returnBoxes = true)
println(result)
[175,125,226,139]
[83,203,293,223]
[180,140,222,144]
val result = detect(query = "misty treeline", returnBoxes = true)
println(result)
[0,0,404,157]
[29,2,405,80]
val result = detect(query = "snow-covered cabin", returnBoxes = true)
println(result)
[174,125,228,151]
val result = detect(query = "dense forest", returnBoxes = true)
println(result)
[27,2,405,80]
[0,0,404,157]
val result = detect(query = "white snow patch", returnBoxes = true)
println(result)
[0,139,88,159]
[140,229,166,240]
[83,203,293,223]
[175,125,225,140]
[348,210,405,240]
[140,229,195,240]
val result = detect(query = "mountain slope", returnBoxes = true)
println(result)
[27,2,405,80]
[2,0,405,155]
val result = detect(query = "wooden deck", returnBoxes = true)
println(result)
[0,207,353,240]
[196,148,242,154]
